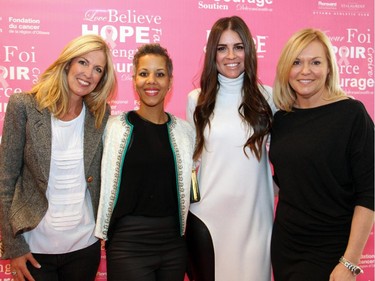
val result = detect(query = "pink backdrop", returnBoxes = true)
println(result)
[0,0,374,280]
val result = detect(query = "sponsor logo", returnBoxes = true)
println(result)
[198,0,273,11]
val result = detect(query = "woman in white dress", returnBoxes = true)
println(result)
[185,16,275,281]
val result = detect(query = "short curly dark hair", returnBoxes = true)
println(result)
[132,43,173,77]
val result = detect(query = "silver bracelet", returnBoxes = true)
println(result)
[339,256,364,276]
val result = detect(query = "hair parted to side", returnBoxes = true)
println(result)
[30,34,117,128]
[273,28,346,112]
[132,43,173,77]
[193,15,272,161]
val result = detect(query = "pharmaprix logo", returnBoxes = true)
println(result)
[315,0,368,16]
[317,1,337,10]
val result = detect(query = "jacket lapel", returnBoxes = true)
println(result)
[83,108,104,176]
[31,107,52,183]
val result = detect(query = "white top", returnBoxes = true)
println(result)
[23,104,98,254]
[186,73,275,281]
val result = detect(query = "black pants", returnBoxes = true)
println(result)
[185,212,214,281]
[106,215,187,281]
[27,240,101,281]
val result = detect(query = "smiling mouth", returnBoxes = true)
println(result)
[298,79,313,84]
[226,63,240,67]
[78,79,90,86]
[145,89,159,96]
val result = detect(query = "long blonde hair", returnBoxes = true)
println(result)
[30,34,117,128]
[273,28,346,111]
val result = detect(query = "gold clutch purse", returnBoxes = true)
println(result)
[190,168,200,203]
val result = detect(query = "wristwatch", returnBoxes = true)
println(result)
[339,256,364,276]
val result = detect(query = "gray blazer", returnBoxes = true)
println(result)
[0,93,109,259]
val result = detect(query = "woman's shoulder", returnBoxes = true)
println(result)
[273,98,370,120]
[106,112,130,128]
[169,114,195,135]
[170,114,192,128]
[259,84,272,94]
[109,111,130,120]
[259,84,277,114]
[339,98,373,121]
[8,92,34,104]
[321,98,370,117]
[187,88,201,100]
[6,92,37,114]
[342,97,367,110]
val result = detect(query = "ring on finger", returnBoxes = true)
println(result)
[11,271,17,275]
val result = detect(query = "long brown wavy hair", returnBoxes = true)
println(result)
[193,16,272,161]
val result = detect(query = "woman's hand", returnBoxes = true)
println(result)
[329,263,355,281]
[10,252,41,281]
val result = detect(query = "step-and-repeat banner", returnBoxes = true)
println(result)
[0,0,374,280]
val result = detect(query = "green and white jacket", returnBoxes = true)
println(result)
[95,112,195,240]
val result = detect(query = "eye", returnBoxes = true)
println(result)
[217,46,227,52]
[234,45,244,51]
[78,59,88,66]
[156,72,166,77]
[138,71,148,77]
[312,60,321,65]
[292,59,301,65]
[95,67,103,74]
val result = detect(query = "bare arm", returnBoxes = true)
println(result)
[329,206,374,281]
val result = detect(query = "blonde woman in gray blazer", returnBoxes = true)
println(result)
[0,34,117,281]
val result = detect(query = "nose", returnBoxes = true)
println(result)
[301,62,311,74]
[226,48,236,59]
[146,73,157,84]
[83,67,93,78]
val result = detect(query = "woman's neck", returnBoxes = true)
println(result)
[136,108,168,124]
[61,100,84,121]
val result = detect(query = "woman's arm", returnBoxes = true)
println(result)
[329,205,374,281]
[343,206,374,265]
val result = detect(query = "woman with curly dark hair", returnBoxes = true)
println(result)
[96,44,195,281]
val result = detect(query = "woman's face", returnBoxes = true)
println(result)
[133,54,172,111]
[289,40,330,106]
[216,29,245,79]
[67,50,106,100]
